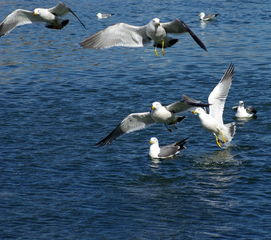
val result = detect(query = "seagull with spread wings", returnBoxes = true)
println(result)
[96,95,209,146]
[0,2,86,37]
[80,18,207,56]
[192,64,236,148]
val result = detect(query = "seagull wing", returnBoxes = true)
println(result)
[48,2,69,16]
[166,95,209,113]
[0,9,43,37]
[96,112,155,146]
[208,64,234,124]
[80,23,149,49]
[49,2,86,29]
[161,19,207,51]
[158,145,179,158]
[158,137,188,158]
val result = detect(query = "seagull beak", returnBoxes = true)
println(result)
[149,140,153,144]
[33,10,38,16]
[151,106,156,110]
[191,110,197,115]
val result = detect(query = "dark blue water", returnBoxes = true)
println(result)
[1,0,271,239]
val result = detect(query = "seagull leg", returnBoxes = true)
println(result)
[161,40,165,56]
[154,47,159,56]
[215,135,223,148]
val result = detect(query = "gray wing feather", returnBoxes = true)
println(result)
[166,95,209,113]
[48,2,69,16]
[49,2,86,29]
[80,23,148,49]
[158,137,188,158]
[158,145,180,158]
[96,112,154,146]
[0,9,43,37]
[161,19,188,34]
[208,64,234,124]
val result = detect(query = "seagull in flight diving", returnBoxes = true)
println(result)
[192,64,236,148]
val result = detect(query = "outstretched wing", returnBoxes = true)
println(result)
[96,112,154,146]
[161,19,207,51]
[80,23,149,49]
[208,64,234,124]
[166,95,209,113]
[0,9,43,37]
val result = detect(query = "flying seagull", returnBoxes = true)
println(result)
[232,101,257,119]
[80,18,207,56]
[96,13,114,19]
[0,2,86,37]
[149,137,188,159]
[198,12,219,21]
[96,95,209,146]
[192,64,236,148]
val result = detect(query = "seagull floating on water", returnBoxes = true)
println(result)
[96,13,114,19]
[80,17,207,56]
[192,64,236,148]
[232,101,257,119]
[96,95,209,146]
[149,137,188,159]
[198,12,219,21]
[0,2,86,37]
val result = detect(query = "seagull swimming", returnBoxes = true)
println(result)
[232,101,257,119]
[192,64,236,148]
[0,2,86,37]
[96,95,209,146]
[198,12,219,21]
[149,137,188,159]
[80,17,207,56]
[96,13,114,19]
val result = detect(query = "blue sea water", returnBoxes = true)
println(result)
[0,0,271,239]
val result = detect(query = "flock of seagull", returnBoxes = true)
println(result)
[0,2,257,159]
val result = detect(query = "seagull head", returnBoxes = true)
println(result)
[151,101,162,111]
[149,137,159,145]
[96,13,102,18]
[198,12,205,19]
[239,100,244,107]
[33,8,41,16]
[191,107,205,115]
[152,18,161,26]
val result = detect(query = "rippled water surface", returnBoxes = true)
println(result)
[1,0,271,239]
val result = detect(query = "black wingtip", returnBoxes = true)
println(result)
[68,8,87,30]
[180,20,208,51]
[182,95,210,107]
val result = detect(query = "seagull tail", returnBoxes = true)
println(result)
[174,137,189,149]
[225,122,236,141]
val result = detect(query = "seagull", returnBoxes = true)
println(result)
[80,17,207,56]
[192,64,236,148]
[198,12,219,21]
[232,101,257,119]
[96,13,114,19]
[149,137,188,159]
[96,95,209,146]
[0,2,86,37]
